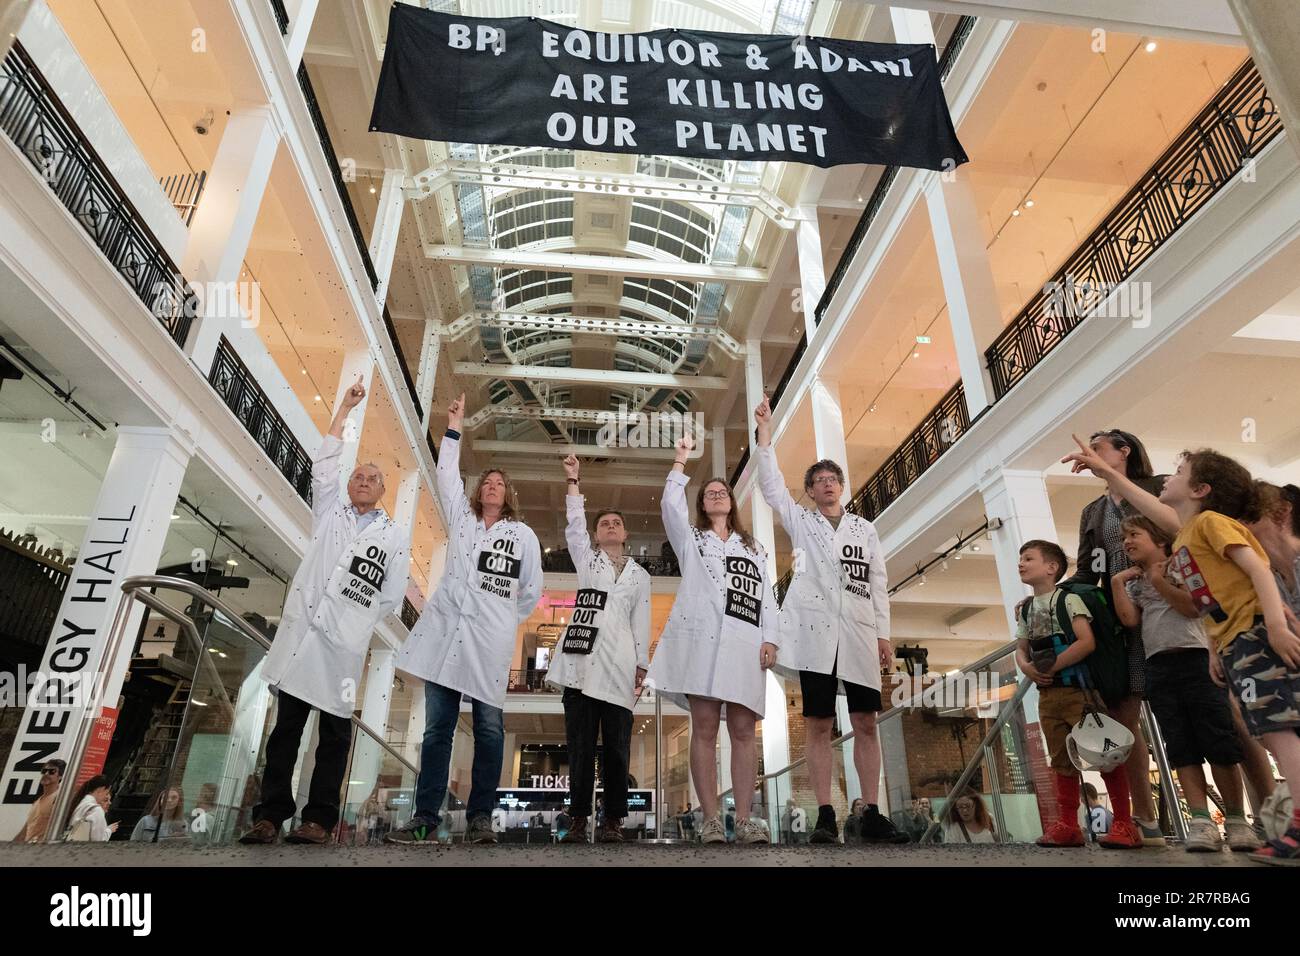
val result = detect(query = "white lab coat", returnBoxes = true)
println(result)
[545,494,651,711]
[262,435,411,719]
[397,433,543,708]
[645,470,779,717]
[756,445,890,692]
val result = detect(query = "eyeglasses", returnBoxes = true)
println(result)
[703,490,731,501]
[40,768,59,776]
[810,475,841,486]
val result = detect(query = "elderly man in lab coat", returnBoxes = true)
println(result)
[387,393,543,845]
[754,395,906,845]
[239,377,411,845]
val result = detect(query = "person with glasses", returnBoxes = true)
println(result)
[1057,428,1165,845]
[644,432,779,844]
[11,759,64,843]
[240,376,412,846]
[753,395,906,845]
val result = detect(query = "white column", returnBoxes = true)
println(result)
[181,105,281,372]
[794,203,825,342]
[403,681,426,768]
[711,425,726,478]
[809,374,852,504]
[369,168,407,308]
[892,8,1001,418]
[978,467,1058,723]
[333,349,376,480]
[346,646,396,824]
[392,468,421,531]
[0,426,191,834]
[283,0,320,71]
[416,322,441,427]
[1,0,33,59]
[1229,1,1300,162]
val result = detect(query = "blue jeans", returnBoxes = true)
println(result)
[413,681,504,825]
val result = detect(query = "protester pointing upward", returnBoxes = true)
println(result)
[388,393,544,845]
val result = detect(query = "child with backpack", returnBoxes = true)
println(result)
[1015,539,1141,848]
[1109,515,1260,852]
[1063,439,1300,865]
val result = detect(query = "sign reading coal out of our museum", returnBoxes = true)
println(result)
[369,5,968,170]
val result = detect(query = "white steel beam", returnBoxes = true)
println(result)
[409,159,797,228]
[473,440,693,461]
[454,361,729,390]
[885,0,1240,43]
[425,244,769,284]
[443,310,745,358]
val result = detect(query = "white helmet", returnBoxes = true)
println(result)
[1067,711,1134,773]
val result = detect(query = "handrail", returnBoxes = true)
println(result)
[720,640,1016,796]
[352,715,419,777]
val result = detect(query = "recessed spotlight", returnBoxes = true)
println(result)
[314,394,322,402]
[912,351,920,359]
[226,557,238,566]
[369,184,376,194]
[1011,208,1021,217]
[1145,41,1157,53]
[972,544,981,552]
[1024,199,1035,208]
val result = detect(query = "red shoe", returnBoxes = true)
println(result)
[1036,820,1085,847]
[1099,819,1143,849]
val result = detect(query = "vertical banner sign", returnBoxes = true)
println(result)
[370,6,968,171]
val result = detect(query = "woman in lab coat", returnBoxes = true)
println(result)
[646,434,779,844]
[547,454,651,844]
[389,393,543,845]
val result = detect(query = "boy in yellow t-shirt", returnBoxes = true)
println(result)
[1063,440,1300,866]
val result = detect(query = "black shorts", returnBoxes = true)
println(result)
[799,663,881,718]
[1145,648,1243,767]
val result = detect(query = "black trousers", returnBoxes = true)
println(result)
[562,688,633,819]
[252,691,352,829]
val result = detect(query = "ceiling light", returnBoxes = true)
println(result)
[369,184,377,194]
[1145,41,1157,53]
[912,351,920,359]
[1024,199,1034,208]
[953,551,962,561]
[314,394,322,402]
[544,547,551,554]
[170,513,180,520]
[972,544,981,552]
[869,404,877,413]
[1011,208,1021,217]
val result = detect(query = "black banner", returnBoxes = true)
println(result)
[369,6,968,170]
[560,587,607,654]
[724,555,762,626]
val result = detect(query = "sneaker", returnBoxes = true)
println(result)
[1134,817,1166,847]
[285,821,330,845]
[466,814,497,844]
[1036,820,1086,847]
[560,817,589,844]
[735,817,769,844]
[809,805,839,844]
[1184,817,1224,853]
[1099,819,1143,849]
[1224,819,1262,852]
[596,819,624,844]
[699,815,726,844]
[860,806,909,844]
[384,819,437,845]
[238,819,279,845]
[1250,823,1300,866]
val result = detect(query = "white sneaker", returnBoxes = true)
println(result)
[1184,817,1224,852]
[735,817,769,844]
[699,815,726,844]
[1224,818,1262,852]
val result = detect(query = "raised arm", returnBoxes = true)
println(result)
[754,395,801,532]
[312,376,367,524]
[661,434,695,560]
[435,393,471,519]
[1061,434,1180,537]
[562,454,593,568]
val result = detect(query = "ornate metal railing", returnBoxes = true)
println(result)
[0,42,195,348]
[508,668,557,694]
[295,62,380,290]
[270,0,290,35]
[812,15,976,328]
[209,336,313,503]
[400,596,419,630]
[985,58,1282,398]
[848,381,972,521]
[159,170,206,227]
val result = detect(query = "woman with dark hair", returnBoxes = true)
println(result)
[391,393,543,846]
[130,787,188,842]
[1060,427,1163,843]
[65,775,117,842]
[645,433,780,844]
[942,789,996,844]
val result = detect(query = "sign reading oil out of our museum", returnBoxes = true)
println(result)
[369,6,968,170]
